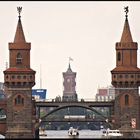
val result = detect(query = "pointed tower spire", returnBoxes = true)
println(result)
[67,62,72,72]
[120,6,133,42]
[67,57,73,72]
[14,7,26,43]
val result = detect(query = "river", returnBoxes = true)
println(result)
[40,130,103,139]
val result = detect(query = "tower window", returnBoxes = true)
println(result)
[125,81,128,85]
[15,95,24,105]
[23,76,26,79]
[30,75,33,79]
[23,82,26,86]
[119,75,123,78]
[125,94,129,105]
[17,75,21,79]
[12,75,15,79]
[119,81,122,85]
[117,52,121,61]
[16,53,22,64]
[125,75,128,78]
[12,82,15,86]
[17,82,21,86]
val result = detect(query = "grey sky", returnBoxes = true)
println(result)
[0,1,140,99]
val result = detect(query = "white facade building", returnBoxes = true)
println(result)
[95,86,115,102]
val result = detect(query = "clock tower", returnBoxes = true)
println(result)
[62,62,78,101]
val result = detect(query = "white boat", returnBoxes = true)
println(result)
[68,127,79,136]
[0,115,6,119]
[0,134,5,139]
[102,128,123,138]
[39,128,47,136]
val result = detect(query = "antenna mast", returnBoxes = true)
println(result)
[40,64,42,89]
[5,62,8,69]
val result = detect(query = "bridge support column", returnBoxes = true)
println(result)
[35,128,39,139]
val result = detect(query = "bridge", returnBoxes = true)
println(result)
[34,99,115,132]
[35,99,114,118]
[35,99,114,108]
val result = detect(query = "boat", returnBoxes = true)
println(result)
[39,128,47,136]
[102,128,123,138]
[68,127,79,137]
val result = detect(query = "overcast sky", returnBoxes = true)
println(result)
[0,1,140,99]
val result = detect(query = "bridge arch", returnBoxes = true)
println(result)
[35,104,112,130]
[41,105,107,121]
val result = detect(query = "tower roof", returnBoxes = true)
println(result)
[120,10,133,42]
[66,63,73,73]
[14,8,26,43]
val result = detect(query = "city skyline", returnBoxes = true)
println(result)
[0,2,140,99]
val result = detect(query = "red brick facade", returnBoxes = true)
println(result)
[3,10,36,138]
[111,14,140,129]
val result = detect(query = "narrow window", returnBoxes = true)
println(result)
[117,52,121,61]
[17,75,21,79]
[16,53,22,64]
[17,95,21,104]
[15,95,24,105]
[119,75,122,78]
[23,76,26,79]
[12,75,15,79]
[125,94,129,105]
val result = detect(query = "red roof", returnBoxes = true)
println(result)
[111,66,140,72]
[14,18,26,43]
[120,18,133,42]
[4,67,35,73]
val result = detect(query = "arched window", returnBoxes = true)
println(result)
[117,52,121,61]
[125,94,129,105]
[15,95,24,105]
[16,53,22,64]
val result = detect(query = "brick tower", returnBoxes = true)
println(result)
[3,7,36,138]
[62,60,78,101]
[111,7,140,129]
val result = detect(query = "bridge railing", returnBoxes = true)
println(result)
[35,98,114,102]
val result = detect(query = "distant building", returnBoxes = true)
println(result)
[0,82,4,91]
[62,62,78,101]
[32,89,47,100]
[95,86,115,102]
[0,82,5,99]
[0,82,5,97]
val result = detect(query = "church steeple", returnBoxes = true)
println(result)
[120,7,133,42]
[14,7,26,43]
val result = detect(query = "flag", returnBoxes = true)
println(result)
[69,57,73,61]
